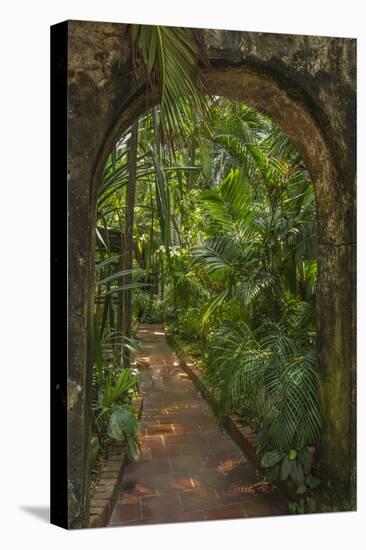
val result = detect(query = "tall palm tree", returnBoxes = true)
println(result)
[122,119,139,366]
[96,25,209,360]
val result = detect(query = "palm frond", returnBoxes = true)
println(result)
[130,25,209,146]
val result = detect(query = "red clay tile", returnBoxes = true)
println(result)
[179,443,208,456]
[190,469,229,489]
[170,455,204,473]
[140,434,164,448]
[141,494,182,519]
[203,450,247,471]
[205,439,239,453]
[163,433,192,445]
[140,459,172,476]
[121,477,156,496]
[189,430,230,443]
[205,503,246,520]
[139,447,153,461]
[110,499,141,523]
[150,472,194,494]
[146,423,174,435]
[173,423,201,434]
[179,487,219,511]
[151,445,181,459]
[108,324,286,527]
[161,509,207,523]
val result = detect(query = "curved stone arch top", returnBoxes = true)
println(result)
[64,21,356,527]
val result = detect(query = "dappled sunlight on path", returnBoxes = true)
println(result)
[109,324,287,526]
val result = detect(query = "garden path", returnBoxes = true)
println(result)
[109,323,287,526]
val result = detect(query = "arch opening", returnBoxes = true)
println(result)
[91,77,338,520]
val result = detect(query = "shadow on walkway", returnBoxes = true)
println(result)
[109,323,287,527]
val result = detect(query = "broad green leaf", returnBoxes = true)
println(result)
[280,455,294,481]
[260,449,285,468]
[290,460,305,485]
[107,406,139,440]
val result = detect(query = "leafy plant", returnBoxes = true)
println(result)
[204,316,321,446]
[107,405,140,461]
[92,94,322,503]
[260,445,321,513]
[92,326,141,461]
[100,367,138,409]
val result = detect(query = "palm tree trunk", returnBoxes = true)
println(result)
[117,230,124,356]
[122,119,139,367]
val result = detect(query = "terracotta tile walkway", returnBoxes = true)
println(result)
[109,323,287,527]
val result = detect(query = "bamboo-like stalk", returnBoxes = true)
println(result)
[122,119,139,368]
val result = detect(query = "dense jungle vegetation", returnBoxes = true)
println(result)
[91,26,322,512]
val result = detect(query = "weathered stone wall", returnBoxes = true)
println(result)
[204,30,357,512]
[201,30,357,512]
[67,21,135,528]
[65,20,356,526]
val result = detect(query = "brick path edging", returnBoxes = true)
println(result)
[89,395,143,528]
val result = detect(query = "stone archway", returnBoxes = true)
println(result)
[63,21,356,527]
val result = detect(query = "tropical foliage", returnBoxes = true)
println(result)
[91,28,321,511]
